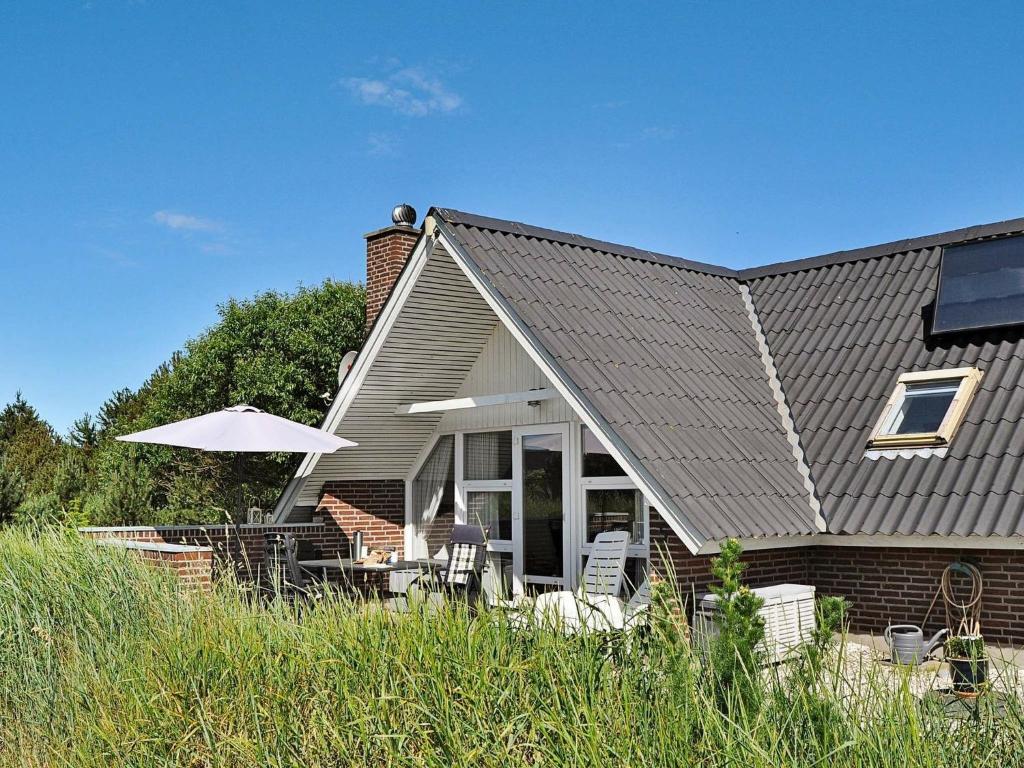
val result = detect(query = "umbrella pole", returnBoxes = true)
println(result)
[229,452,253,582]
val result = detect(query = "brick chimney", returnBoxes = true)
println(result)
[364,203,421,330]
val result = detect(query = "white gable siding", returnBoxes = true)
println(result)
[438,323,577,432]
[296,245,497,504]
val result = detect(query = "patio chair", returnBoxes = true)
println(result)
[532,530,631,633]
[263,532,319,601]
[387,524,488,612]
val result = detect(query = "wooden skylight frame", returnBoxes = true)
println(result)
[867,367,984,450]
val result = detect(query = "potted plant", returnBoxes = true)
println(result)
[945,634,988,697]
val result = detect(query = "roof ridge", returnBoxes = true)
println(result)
[432,206,1024,281]
[432,207,741,278]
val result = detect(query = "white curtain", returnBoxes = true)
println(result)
[414,434,454,525]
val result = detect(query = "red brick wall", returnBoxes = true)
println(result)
[650,519,1024,644]
[649,518,810,604]
[365,225,420,330]
[81,522,349,579]
[132,546,214,590]
[317,479,406,555]
[807,546,1024,645]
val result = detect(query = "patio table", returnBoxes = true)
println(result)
[297,557,442,594]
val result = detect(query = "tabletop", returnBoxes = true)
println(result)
[298,557,441,572]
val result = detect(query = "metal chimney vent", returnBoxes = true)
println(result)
[392,203,417,227]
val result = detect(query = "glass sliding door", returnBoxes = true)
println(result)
[513,425,570,593]
[457,425,571,598]
[459,430,514,600]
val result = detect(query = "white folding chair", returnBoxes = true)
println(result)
[533,531,631,633]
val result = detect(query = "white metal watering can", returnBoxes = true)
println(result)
[884,624,948,665]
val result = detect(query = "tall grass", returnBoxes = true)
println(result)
[0,528,1021,767]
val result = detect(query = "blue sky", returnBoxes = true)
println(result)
[4,1,1024,432]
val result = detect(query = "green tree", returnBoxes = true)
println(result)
[85,279,365,525]
[0,392,62,498]
[68,414,99,453]
[0,459,25,524]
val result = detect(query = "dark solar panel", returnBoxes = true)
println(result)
[933,236,1024,334]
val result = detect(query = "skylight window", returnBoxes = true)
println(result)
[933,236,1024,334]
[867,368,983,450]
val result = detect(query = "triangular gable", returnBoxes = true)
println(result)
[274,227,711,552]
[433,210,821,546]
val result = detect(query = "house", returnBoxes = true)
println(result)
[274,204,1024,642]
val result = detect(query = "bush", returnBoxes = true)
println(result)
[707,538,765,711]
[945,634,986,660]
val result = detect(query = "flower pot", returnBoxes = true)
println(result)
[948,656,988,697]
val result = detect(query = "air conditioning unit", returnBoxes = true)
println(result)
[694,583,816,664]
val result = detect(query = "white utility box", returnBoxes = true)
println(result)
[694,583,816,664]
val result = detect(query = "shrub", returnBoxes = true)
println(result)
[706,538,765,712]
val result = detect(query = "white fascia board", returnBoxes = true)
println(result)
[395,388,557,415]
[697,533,1024,554]
[434,222,707,555]
[271,233,431,521]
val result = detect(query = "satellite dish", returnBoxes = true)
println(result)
[338,350,358,387]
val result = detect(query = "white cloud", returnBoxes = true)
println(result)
[152,210,223,232]
[341,66,462,117]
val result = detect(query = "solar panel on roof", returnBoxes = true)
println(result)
[933,236,1024,334]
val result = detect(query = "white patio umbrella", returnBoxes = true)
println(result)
[117,404,356,525]
[117,405,356,453]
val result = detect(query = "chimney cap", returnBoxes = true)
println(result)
[391,203,417,228]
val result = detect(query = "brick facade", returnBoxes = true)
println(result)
[807,546,1024,645]
[82,493,1024,643]
[650,518,1024,644]
[365,224,420,330]
[649,518,811,599]
[316,479,406,554]
[81,522,350,579]
[128,544,214,590]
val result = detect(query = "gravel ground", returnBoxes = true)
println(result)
[837,638,1024,699]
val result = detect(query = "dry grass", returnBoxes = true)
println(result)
[1,528,1022,767]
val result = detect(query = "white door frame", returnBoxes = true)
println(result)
[407,422,576,598]
[512,423,571,595]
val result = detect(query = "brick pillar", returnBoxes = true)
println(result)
[364,204,421,330]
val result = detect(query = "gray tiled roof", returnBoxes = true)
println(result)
[433,207,1024,541]
[435,209,818,541]
[748,240,1024,537]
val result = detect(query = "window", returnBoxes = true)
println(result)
[934,236,1024,334]
[462,430,513,544]
[585,487,645,544]
[467,490,512,541]
[582,426,628,477]
[867,368,983,449]
[463,431,512,480]
[580,425,648,558]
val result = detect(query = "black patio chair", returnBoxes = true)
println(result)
[263,532,320,601]
[403,524,488,609]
